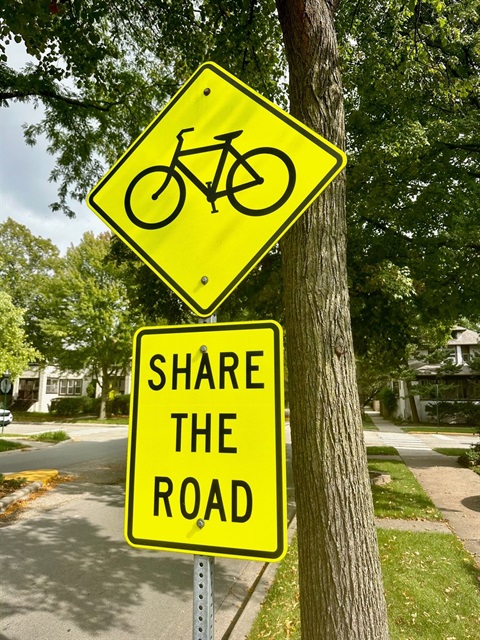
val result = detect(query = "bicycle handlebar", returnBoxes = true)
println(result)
[177,127,195,141]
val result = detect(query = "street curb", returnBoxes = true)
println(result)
[0,470,59,513]
[0,481,44,513]
[375,517,452,534]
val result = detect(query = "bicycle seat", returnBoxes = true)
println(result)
[213,130,243,142]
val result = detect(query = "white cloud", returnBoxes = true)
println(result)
[0,101,107,253]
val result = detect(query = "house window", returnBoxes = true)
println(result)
[59,379,82,396]
[46,378,59,394]
[461,346,471,363]
[18,378,39,401]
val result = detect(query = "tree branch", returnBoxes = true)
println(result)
[443,141,480,153]
[0,89,120,111]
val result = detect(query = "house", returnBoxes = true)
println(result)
[394,326,480,422]
[8,364,131,414]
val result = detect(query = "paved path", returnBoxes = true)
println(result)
[366,412,480,565]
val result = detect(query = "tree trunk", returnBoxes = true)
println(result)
[275,2,390,638]
[99,365,110,420]
[406,380,421,423]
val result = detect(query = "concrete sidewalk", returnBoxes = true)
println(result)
[368,411,480,565]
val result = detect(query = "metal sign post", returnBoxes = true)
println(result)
[193,555,215,640]
[193,314,217,640]
[1,372,11,434]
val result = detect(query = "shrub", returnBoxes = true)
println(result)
[49,396,94,416]
[108,394,130,416]
[462,403,480,431]
[425,400,462,424]
[33,430,69,442]
[47,394,130,418]
[378,387,397,417]
[425,401,480,430]
[458,443,480,468]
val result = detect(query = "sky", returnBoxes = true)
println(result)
[0,101,106,254]
[0,42,107,254]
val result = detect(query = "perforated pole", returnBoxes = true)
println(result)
[193,555,215,640]
[192,314,217,640]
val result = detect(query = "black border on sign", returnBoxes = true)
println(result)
[88,63,345,317]
[125,321,285,560]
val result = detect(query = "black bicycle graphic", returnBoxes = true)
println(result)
[124,127,296,230]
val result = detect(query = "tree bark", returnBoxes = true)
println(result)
[99,364,110,420]
[276,1,390,638]
[406,380,421,423]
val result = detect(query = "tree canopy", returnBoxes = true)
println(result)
[0,218,61,354]
[0,290,39,379]
[1,0,285,216]
[339,0,480,363]
[40,231,144,417]
[4,0,478,370]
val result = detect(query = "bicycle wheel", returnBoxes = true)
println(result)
[125,166,186,230]
[226,147,296,216]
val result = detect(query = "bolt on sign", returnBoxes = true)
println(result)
[124,321,287,562]
[87,62,346,318]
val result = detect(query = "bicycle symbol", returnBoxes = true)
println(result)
[124,127,296,230]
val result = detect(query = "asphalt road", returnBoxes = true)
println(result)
[0,423,294,640]
[0,435,128,475]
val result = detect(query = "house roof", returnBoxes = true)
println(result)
[415,363,475,377]
[405,326,480,378]
[448,327,480,346]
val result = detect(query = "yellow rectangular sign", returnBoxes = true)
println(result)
[125,321,287,561]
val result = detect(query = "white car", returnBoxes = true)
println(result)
[0,409,13,428]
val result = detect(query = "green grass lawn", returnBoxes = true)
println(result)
[30,430,70,443]
[402,425,477,435]
[248,532,480,640]
[379,529,480,639]
[369,460,442,520]
[246,458,463,639]
[77,416,129,425]
[367,446,399,456]
[433,448,466,457]
[11,412,129,425]
[0,439,26,453]
[363,413,378,430]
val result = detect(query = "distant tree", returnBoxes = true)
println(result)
[0,290,39,379]
[0,218,61,355]
[40,232,143,418]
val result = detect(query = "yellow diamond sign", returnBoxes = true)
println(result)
[87,62,346,317]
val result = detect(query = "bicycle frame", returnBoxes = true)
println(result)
[158,128,264,213]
